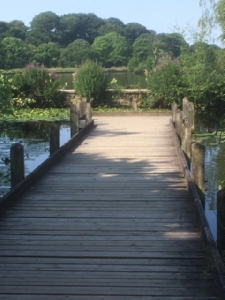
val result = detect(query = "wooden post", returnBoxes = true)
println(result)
[76,99,82,117]
[187,101,194,132]
[85,102,92,123]
[81,98,87,117]
[70,103,79,137]
[183,97,194,132]
[181,124,192,158]
[10,143,24,188]
[49,123,60,155]
[132,99,137,112]
[191,142,205,208]
[171,102,178,124]
[217,188,225,254]
[174,109,182,137]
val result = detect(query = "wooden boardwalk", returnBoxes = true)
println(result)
[0,116,218,299]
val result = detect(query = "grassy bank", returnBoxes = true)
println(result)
[2,66,128,74]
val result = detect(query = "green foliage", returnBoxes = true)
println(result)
[91,32,130,67]
[59,39,95,67]
[74,60,107,106]
[0,108,69,122]
[1,37,31,69]
[33,42,60,67]
[147,55,184,107]
[12,64,64,108]
[0,73,13,114]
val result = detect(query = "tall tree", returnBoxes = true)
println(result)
[98,18,125,36]
[91,32,130,67]
[59,39,95,67]
[5,20,28,40]
[1,37,31,69]
[33,42,60,67]
[30,11,60,43]
[0,22,9,40]
[124,23,149,44]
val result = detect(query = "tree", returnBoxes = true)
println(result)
[128,33,155,73]
[98,18,125,36]
[1,37,31,69]
[33,42,60,67]
[57,14,80,46]
[0,22,9,40]
[155,33,189,58]
[30,11,60,43]
[5,20,28,40]
[124,23,149,44]
[59,39,94,67]
[91,32,130,67]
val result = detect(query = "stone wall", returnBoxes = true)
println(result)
[60,89,149,109]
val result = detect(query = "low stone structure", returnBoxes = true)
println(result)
[60,89,149,110]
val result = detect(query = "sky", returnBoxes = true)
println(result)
[0,0,222,46]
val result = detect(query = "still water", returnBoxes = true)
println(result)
[58,72,148,89]
[0,121,70,197]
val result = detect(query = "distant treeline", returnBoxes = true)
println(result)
[0,11,221,72]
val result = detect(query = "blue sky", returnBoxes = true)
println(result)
[0,0,221,45]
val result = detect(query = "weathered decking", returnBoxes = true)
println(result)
[0,116,218,299]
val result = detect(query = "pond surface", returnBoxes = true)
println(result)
[195,115,225,244]
[57,72,147,90]
[0,121,70,197]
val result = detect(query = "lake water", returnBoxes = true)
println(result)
[0,121,70,197]
[58,72,148,89]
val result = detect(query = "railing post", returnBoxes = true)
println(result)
[181,123,192,165]
[49,123,60,155]
[191,142,205,208]
[132,98,137,112]
[217,188,225,254]
[70,103,79,137]
[183,97,194,132]
[174,109,182,137]
[171,102,178,124]
[10,143,24,188]
[85,102,92,123]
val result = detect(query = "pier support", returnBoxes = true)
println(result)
[50,124,60,155]
[217,188,225,254]
[70,103,79,137]
[191,142,205,208]
[10,143,24,188]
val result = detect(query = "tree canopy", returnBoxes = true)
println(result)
[0,10,221,71]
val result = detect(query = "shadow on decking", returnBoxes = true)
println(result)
[0,119,219,299]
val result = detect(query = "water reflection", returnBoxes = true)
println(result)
[195,114,225,243]
[57,72,147,89]
[0,121,70,197]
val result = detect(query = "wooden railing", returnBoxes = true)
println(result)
[0,102,94,214]
[171,99,225,298]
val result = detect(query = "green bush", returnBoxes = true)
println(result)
[74,60,108,107]
[147,55,184,107]
[12,64,64,108]
[0,73,13,114]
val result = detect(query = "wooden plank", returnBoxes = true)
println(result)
[0,116,219,299]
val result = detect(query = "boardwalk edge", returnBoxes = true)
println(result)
[169,119,225,300]
[0,120,95,215]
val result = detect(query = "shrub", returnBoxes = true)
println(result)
[0,73,13,114]
[74,60,108,107]
[12,64,64,108]
[147,55,184,107]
